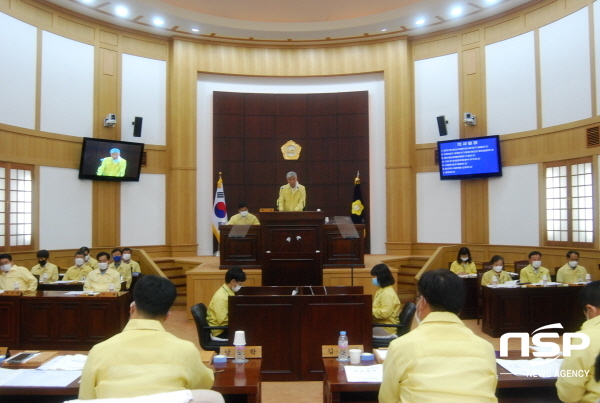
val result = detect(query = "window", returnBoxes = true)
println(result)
[0,162,34,251]
[545,158,594,247]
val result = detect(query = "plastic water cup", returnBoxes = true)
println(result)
[13,282,19,291]
[233,330,246,346]
[109,283,115,292]
[349,349,362,365]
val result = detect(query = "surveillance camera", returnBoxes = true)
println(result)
[463,112,476,126]
[104,113,117,127]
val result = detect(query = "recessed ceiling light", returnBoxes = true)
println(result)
[381,28,387,31]
[415,19,425,25]
[451,7,463,16]
[80,0,93,3]
[191,28,200,32]
[115,6,128,17]
[153,18,164,26]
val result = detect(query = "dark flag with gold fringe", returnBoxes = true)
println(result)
[351,172,365,224]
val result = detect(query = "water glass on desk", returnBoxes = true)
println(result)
[13,282,19,291]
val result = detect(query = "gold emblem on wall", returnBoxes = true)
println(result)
[281,140,302,160]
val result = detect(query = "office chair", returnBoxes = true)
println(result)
[191,303,228,352]
[372,301,416,349]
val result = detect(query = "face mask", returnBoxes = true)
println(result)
[569,261,578,268]
[532,261,542,269]
[232,284,242,292]
[415,297,425,325]
[113,256,122,263]
[99,262,108,271]
[38,260,47,267]
[75,258,84,266]
[372,278,380,287]
[240,211,248,217]
[0,264,11,272]
[460,256,468,262]
[84,255,90,261]
[493,266,503,273]
[123,254,131,261]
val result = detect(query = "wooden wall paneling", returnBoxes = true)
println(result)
[524,0,566,29]
[461,47,484,139]
[99,30,118,47]
[10,0,52,27]
[0,0,9,9]
[122,36,167,60]
[97,48,118,141]
[213,91,244,114]
[92,181,120,247]
[461,179,489,244]
[55,16,95,43]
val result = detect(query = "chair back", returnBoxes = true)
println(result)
[130,272,143,292]
[397,302,416,337]
[191,303,221,352]
[514,260,529,275]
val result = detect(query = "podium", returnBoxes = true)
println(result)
[261,211,324,286]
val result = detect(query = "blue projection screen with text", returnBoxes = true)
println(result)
[438,135,502,180]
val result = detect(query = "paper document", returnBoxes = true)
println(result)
[0,369,81,387]
[0,368,26,386]
[374,349,388,360]
[497,358,563,378]
[344,364,383,383]
[37,355,88,371]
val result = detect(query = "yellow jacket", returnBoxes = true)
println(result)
[227,212,260,225]
[519,264,550,283]
[556,263,588,283]
[0,265,37,294]
[109,262,132,288]
[380,311,497,403]
[556,315,600,403]
[63,264,93,281]
[84,268,121,292]
[277,184,306,211]
[373,286,401,334]
[31,262,59,283]
[79,319,214,399]
[97,157,127,177]
[481,270,513,286]
[450,261,477,274]
[207,284,235,336]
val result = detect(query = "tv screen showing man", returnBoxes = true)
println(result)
[97,148,127,177]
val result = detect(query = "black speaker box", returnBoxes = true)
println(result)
[133,117,143,137]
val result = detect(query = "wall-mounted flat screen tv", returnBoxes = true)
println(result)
[438,135,502,180]
[78,137,144,182]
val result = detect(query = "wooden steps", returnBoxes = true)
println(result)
[158,264,187,308]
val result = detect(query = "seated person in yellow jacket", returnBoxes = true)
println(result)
[449,246,477,275]
[557,250,589,283]
[84,252,121,292]
[519,251,550,284]
[207,266,246,340]
[109,248,132,289]
[79,275,214,399]
[97,148,127,177]
[228,202,260,225]
[80,246,99,270]
[556,281,600,403]
[481,255,513,286]
[0,253,37,294]
[63,250,93,281]
[277,171,306,211]
[371,263,401,337]
[122,247,141,273]
[30,249,59,283]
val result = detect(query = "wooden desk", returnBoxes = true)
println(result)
[37,281,127,292]
[481,285,586,337]
[230,293,372,381]
[459,277,478,320]
[0,291,131,350]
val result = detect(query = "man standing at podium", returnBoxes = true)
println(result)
[277,171,306,211]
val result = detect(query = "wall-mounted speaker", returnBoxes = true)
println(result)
[436,115,448,136]
[133,117,143,137]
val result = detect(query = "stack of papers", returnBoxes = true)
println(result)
[344,364,383,382]
[37,355,87,371]
[64,291,99,295]
[457,274,478,278]
[497,358,563,378]
[0,368,81,387]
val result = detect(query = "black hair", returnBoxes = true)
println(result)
[96,251,110,261]
[225,266,246,283]
[122,247,132,253]
[595,353,600,382]
[80,247,90,254]
[0,253,12,261]
[37,250,50,259]
[417,269,465,315]
[133,275,177,318]
[111,248,122,255]
[238,202,248,210]
[579,281,600,311]
[456,247,472,264]
[567,250,580,258]
[528,251,542,259]
[75,250,85,257]
[490,255,504,266]
[370,263,395,288]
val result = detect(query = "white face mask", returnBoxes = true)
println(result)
[240,211,248,217]
[84,255,90,261]
[99,262,108,271]
[569,261,578,268]
[0,264,11,272]
[493,266,503,273]
[460,256,468,262]
[532,261,542,269]
[75,258,84,267]
[232,284,242,292]
[123,254,131,261]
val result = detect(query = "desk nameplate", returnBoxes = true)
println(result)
[219,346,262,358]
[322,345,364,358]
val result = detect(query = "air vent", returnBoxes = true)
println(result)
[587,126,600,147]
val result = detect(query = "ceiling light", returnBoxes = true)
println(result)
[415,19,425,25]
[80,0,93,3]
[153,18,164,26]
[115,6,128,17]
[451,7,463,16]
[381,28,387,31]
[192,28,200,32]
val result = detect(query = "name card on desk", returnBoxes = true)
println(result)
[97,292,119,297]
[219,346,262,358]
[1,291,22,296]
[322,345,364,357]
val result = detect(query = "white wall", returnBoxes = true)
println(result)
[197,73,387,255]
[39,167,92,250]
[121,54,166,145]
[594,3,600,115]
[416,172,461,243]
[414,54,459,144]
[0,12,37,129]
[486,32,537,135]
[121,174,166,246]
[40,31,94,137]
[539,7,592,127]
[488,164,539,246]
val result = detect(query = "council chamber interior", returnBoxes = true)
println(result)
[1,0,599,401]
